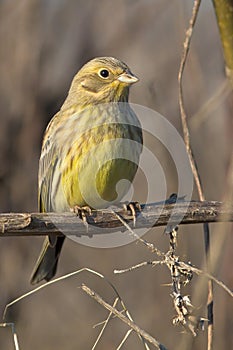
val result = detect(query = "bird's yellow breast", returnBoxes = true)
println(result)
[60,123,141,209]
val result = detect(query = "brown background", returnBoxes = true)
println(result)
[0,1,232,349]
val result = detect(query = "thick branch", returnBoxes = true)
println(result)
[0,201,232,237]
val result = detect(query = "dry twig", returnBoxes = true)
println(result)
[81,284,168,350]
[0,323,20,350]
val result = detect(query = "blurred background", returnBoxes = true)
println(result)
[0,0,232,349]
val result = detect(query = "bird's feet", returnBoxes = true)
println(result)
[122,201,141,226]
[71,205,92,231]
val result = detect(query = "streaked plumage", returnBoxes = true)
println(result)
[31,57,142,284]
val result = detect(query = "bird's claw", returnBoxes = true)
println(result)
[71,205,92,233]
[123,201,141,226]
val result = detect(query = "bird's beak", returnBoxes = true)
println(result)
[118,72,139,84]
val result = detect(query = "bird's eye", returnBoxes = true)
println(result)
[99,69,110,79]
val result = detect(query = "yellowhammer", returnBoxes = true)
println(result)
[31,57,143,284]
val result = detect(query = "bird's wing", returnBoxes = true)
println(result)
[38,115,60,213]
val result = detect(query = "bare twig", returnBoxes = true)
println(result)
[165,225,197,335]
[81,284,168,350]
[178,0,203,200]
[114,259,233,299]
[116,329,133,350]
[91,297,119,350]
[114,261,162,274]
[3,267,120,320]
[0,323,20,350]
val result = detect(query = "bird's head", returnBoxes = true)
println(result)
[64,57,139,108]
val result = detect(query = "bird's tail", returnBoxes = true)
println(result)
[30,236,65,285]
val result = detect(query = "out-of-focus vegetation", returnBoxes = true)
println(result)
[213,0,233,80]
[0,1,232,349]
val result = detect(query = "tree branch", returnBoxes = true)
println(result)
[0,201,232,237]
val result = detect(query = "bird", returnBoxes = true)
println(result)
[30,57,143,284]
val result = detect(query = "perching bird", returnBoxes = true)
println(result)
[30,57,143,284]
